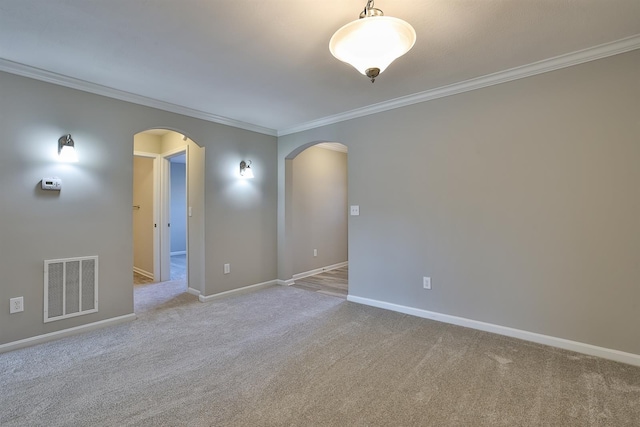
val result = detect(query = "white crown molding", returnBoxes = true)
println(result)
[347,295,640,367]
[0,59,278,137]
[278,34,640,136]
[2,35,638,138]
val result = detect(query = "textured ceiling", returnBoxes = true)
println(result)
[1,1,639,134]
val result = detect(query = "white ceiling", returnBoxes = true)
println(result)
[1,1,638,135]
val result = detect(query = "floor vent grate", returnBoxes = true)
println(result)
[44,256,98,323]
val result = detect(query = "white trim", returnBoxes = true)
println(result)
[276,279,296,286]
[346,295,640,367]
[292,261,349,281]
[159,156,172,281]
[0,59,277,137]
[0,313,136,354]
[315,142,348,153]
[278,35,640,136]
[198,280,278,302]
[133,150,161,159]
[170,251,187,256]
[132,267,154,280]
[187,287,201,297]
[163,146,187,158]
[2,37,638,138]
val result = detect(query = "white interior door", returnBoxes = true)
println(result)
[159,157,172,282]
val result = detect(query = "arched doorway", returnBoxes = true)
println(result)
[132,128,206,309]
[281,141,349,297]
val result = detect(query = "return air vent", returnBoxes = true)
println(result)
[44,256,98,323]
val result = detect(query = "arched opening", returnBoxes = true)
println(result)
[132,128,205,310]
[283,141,349,297]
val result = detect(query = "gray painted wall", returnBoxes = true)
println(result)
[278,50,640,355]
[2,49,638,358]
[0,71,277,346]
[170,161,187,253]
[292,146,347,274]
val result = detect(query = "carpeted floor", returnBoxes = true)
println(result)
[133,254,187,285]
[1,282,639,426]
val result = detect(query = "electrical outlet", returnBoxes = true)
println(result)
[423,277,431,290]
[350,205,360,216]
[10,297,24,314]
[313,249,317,257]
[224,263,230,274]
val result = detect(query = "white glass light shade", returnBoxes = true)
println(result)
[242,165,254,179]
[59,144,78,162]
[330,16,416,76]
[240,160,254,178]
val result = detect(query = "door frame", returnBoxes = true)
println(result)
[161,147,188,282]
[133,129,205,299]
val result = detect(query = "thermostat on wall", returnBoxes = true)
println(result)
[41,177,62,191]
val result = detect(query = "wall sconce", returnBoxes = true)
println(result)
[58,134,78,162]
[239,160,254,178]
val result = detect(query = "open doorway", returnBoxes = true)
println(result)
[168,153,187,282]
[132,129,206,310]
[287,142,349,298]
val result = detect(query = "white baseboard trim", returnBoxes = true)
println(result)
[198,279,278,302]
[292,261,348,281]
[133,267,154,280]
[0,313,137,354]
[170,251,186,256]
[347,295,640,367]
[187,287,201,297]
[276,279,295,286]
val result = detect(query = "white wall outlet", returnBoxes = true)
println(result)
[423,277,431,290]
[224,263,230,274]
[350,205,360,216]
[313,249,317,257]
[10,297,24,313]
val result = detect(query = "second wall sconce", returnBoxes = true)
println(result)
[240,160,254,178]
[58,134,78,162]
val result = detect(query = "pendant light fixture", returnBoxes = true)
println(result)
[329,0,416,83]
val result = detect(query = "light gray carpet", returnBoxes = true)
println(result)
[1,282,639,426]
[133,254,186,285]
[170,254,187,282]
